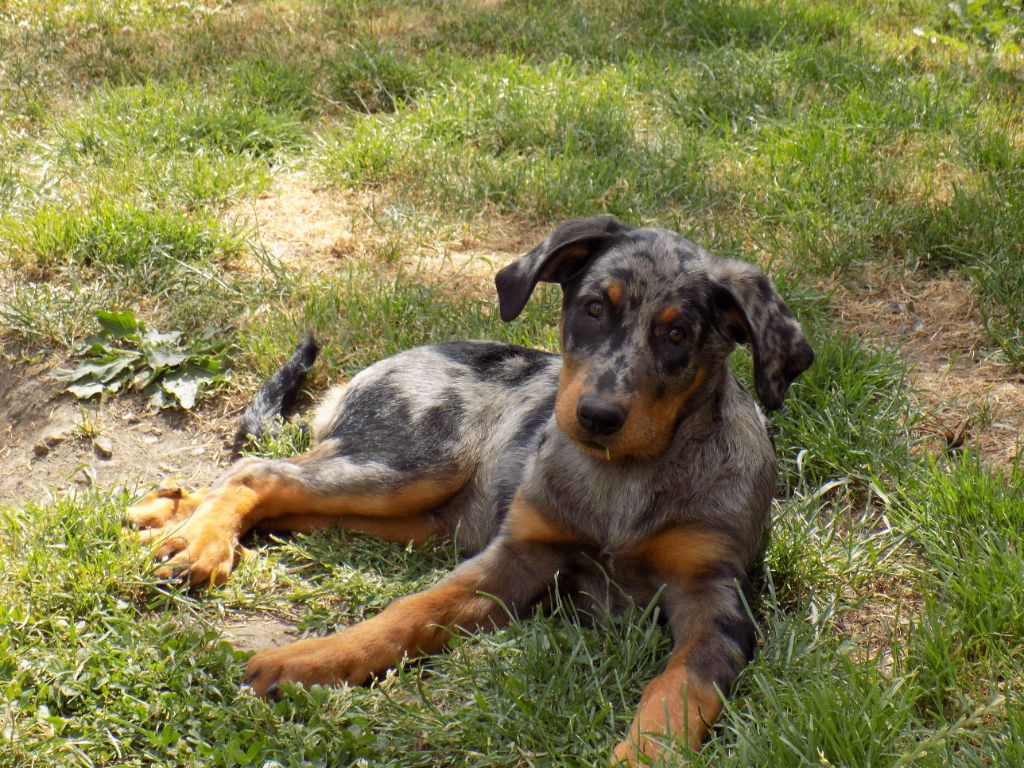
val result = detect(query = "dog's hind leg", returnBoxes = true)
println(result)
[147,439,470,587]
[252,512,441,542]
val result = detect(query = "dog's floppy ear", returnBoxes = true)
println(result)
[495,215,631,322]
[709,259,814,410]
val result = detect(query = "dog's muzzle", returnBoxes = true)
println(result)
[576,395,627,437]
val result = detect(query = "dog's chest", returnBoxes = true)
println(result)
[530,444,687,552]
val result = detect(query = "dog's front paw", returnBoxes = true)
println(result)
[613,736,662,767]
[125,483,208,542]
[244,634,375,698]
[151,514,241,587]
[611,738,639,767]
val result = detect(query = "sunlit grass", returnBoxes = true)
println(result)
[1,0,1022,765]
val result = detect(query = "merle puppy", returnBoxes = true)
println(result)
[127,215,813,764]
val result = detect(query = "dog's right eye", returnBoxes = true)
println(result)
[585,300,604,319]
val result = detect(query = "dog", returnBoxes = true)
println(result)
[125,215,813,764]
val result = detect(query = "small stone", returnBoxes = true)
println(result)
[93,436,114,459]
[122,411,141,424]
[33,442,50,458]
[142,434,159,445]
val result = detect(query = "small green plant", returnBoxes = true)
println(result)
[72,404,105,440]
[52,309,230,409]
[916,1,1024,56]
[946,1,1023,49]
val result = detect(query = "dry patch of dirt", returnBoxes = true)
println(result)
[0,345,315,650]
[0,348,236,508]
[225,172,545,297]
[838,570,924,673]
[834,265,1024,465]
[221,615,301,652]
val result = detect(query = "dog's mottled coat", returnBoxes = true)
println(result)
[126,216,813,764]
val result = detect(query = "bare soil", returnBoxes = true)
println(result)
[0,347,235,509]
[833,264,1024,466]
[221,615,301,652]
[225,172,545,296]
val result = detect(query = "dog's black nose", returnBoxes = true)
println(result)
[576,396,627,437]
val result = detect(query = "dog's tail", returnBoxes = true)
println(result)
[232,331,320,453]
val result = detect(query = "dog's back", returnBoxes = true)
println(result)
[310,340,560,553]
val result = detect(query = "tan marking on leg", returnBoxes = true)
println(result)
[306,477,465,519]
[152,480,264,586]
[245,561,498,695]
[152,465,465,587]
[612,641,723,765]
[204,469,466,527]
[613,526,742,764]
[504,492,585,546]
[630,525,735,581]
[125,485,209,534]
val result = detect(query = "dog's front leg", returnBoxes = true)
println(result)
[244,529,567,697]
[613,527,755,766]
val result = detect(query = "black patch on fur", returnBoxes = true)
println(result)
[714,610,756,664]
[512,391,557,449]
[436,341,556,384]
[562,303,608,354]
[689,599,755,692]
[596,369,618,392]
[608,266,638,286]
[489,395,555,523]
[334,377,464,473]
[656,346,691,377]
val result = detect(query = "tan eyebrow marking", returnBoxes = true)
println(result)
[605,281,624,306]
[657,307,680,327]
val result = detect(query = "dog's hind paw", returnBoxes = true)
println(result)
[124,482,208,534]
[149,507,241,587]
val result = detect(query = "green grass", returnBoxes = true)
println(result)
[1,0,1023,765]
[236,268,562,382]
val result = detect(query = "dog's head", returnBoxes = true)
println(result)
[496,216,814,460]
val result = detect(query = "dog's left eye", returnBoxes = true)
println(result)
[586,300,604,319]
[667,327,687,345]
